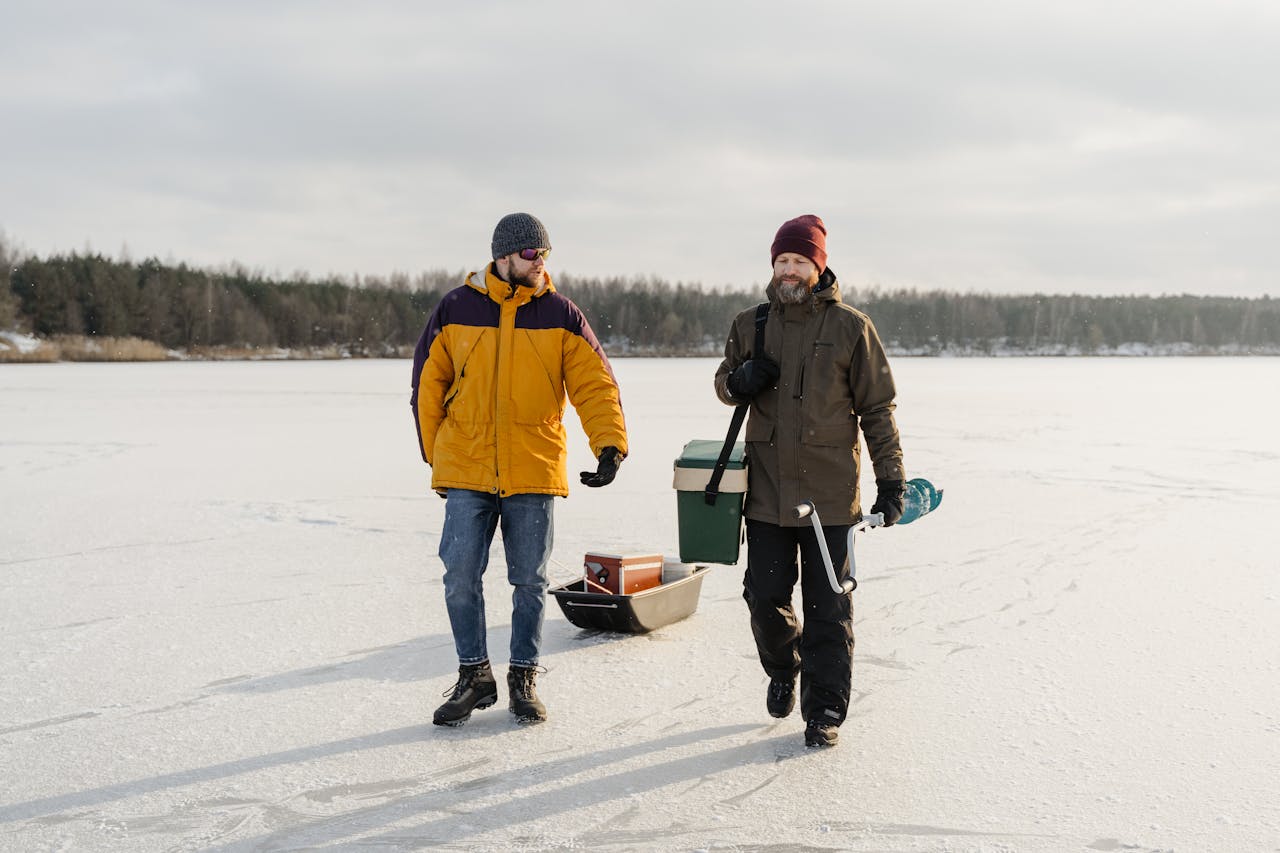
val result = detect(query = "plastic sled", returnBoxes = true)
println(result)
[549,567,708,633]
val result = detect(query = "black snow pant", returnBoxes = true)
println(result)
[743,518,854,726]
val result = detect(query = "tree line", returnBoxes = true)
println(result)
[4,246,1280,356]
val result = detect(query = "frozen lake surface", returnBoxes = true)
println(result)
[2,357,1278,852]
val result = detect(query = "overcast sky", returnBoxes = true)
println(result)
[2,1,1277,297]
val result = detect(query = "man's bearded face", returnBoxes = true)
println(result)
[772,253,821,304]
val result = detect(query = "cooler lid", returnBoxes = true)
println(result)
[674,439,746,470]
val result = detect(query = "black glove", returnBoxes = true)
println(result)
[726,357,780,400]
[870,479,906,526]
[580,446,622,487]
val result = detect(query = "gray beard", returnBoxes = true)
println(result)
[776,279,814,305]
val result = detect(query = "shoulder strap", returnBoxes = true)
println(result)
[705,302,770,505]
[750,300,770,356]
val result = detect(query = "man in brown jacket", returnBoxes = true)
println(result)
[714,214,906,748]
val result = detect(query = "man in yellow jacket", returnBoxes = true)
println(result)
[411,212,628,726]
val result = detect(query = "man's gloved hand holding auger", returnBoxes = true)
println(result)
[580,446,623,487]
[726,357,781,401]
[870,478,906,526]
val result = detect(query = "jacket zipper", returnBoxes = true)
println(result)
[495,298,513,494]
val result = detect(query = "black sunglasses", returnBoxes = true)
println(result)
[518,248,550,261]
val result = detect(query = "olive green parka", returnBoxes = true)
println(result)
[714,270,904,526]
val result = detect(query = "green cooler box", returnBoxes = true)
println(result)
[673,439,748,564]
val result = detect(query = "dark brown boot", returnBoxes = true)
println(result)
[507,665,547,724]
[804,720,839,748]
[433,662,498,727]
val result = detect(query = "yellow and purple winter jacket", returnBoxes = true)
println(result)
[410,264,627,497]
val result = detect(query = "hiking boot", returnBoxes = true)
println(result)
[804,720,839,748]
[507,664,547,724]
[433,662,498,727]
[767,677,796,718]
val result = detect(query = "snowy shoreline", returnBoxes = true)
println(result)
[5,327,1280,364]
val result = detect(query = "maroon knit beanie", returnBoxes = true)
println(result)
[770,214,828,272]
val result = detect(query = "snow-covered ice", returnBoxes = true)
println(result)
[1,357,1278,852]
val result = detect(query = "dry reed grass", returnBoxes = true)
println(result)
[1,336,413,362]
[0,335,171,362]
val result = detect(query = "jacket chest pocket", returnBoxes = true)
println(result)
[514,331,564,424]
[804,340,851,399]
[443,332,489,422]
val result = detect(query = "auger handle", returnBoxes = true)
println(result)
[792,501,856,594]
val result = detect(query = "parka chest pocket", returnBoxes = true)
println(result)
[809,339,846,375]
[808,338,839,366]
[442,367,477,421]
[441,331,487,422]
[514,333,564,425]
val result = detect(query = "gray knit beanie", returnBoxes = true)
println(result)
[491,212,551,260]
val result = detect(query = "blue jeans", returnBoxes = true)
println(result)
[438,489,553,668]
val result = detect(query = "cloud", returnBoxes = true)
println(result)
[1,1,1277,296]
